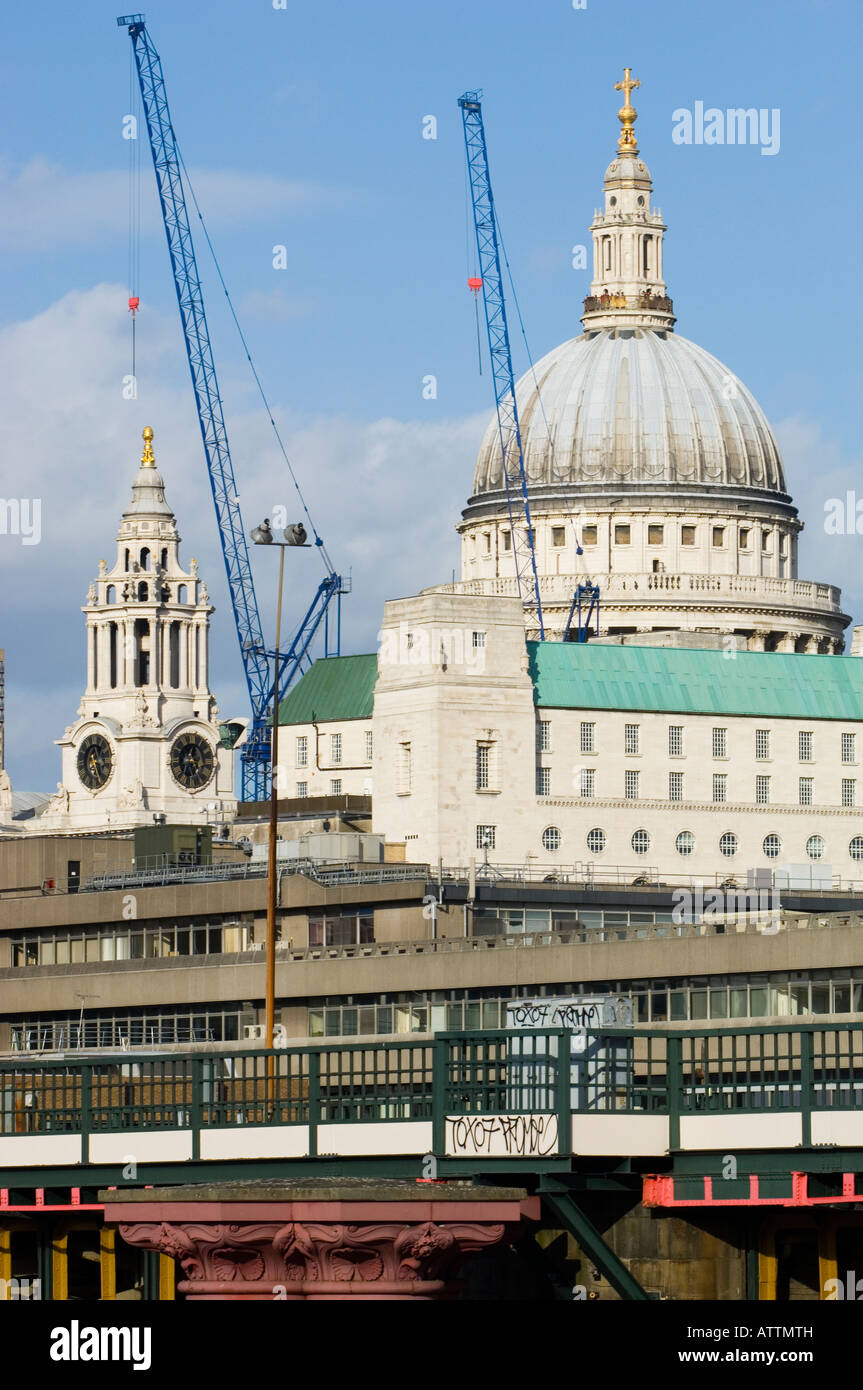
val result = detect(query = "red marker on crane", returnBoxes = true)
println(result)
[468,278,483,373]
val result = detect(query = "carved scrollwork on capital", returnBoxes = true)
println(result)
[113,1214,518,1298]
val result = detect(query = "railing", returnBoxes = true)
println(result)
[78,852,863,897]
[82,858,429,893]
[3,1023,863,1164]
[427,572,842,612]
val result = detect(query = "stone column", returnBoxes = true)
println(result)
[775,633,797,653]
[747,629,769,652]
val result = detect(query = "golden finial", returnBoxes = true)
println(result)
[614,67,641,154]
[141,425,156,467]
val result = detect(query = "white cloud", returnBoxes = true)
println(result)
[774,414,863,624]
[0,157,349,252]
[0,284,480,788]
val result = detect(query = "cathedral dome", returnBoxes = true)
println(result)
[471,328,788,500]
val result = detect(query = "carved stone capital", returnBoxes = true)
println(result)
[118,1216,512,1301]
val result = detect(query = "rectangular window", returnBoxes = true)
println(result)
[309,911,375,949]
[580,767,595,798]
[502,531,511,551]
[799,776,813,806]
[536,767,551,796]
[580,721,595,755]
[842,778,856,808]
[668,725,683,757]
[614,523,631,545]
[713,727,727,758]
[713,773,727,803]
[296,781,307,798]
[296,735,308,768]
[476,825,496,851]
[624,723,640,755]
[364,729,373,761]
[681,525,696,546]
[739,528,750,550]
[799,730,813,762]
[648,524,664,545]
[668,771,683,801]
[330,779,342,795]
[624,769,639,800]
[582,525,598,546]
[551,526,566,547]
[842,732,856,764]
[398,742,412,795]
[476,743,490,790]
[712,526,725,547]
[756,775,770,805]
[483,532,491,553]
[331,732,342,764]
[755,728,770,760]
[538,720,551,751]
[761,531,770,552]
[472,630,486,649]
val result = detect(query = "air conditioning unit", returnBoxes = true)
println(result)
[244,1024,265,1041]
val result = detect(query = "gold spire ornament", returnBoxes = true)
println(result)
[614,67,641,153]
[141,425,156,467]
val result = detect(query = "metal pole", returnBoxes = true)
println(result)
[265,545,286,1052]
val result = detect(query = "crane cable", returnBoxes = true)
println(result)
[127,48,142,383]
[172,141,333,576]
[496,216,595,590]
[464,160,483,374]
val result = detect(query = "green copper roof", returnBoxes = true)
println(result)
[528,641,863,721]
[276,653,378,725]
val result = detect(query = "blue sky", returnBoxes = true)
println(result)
[1,0,862,787]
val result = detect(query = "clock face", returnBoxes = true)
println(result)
[170,731,215,790]
[77,733,113,790]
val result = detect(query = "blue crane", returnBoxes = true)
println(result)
[459,91,545,640]
[117,14,345,800]
[458,91,600,645]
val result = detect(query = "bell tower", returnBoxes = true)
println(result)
[37,428,236,833]
[581,69,676,334]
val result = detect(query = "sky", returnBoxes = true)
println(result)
[1,0,862,789]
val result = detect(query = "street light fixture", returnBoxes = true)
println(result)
[250,520,311,1053]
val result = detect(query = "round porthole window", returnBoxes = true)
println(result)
[542,826,561,853]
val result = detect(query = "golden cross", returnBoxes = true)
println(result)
[614,68,641,152]
[615,68,640,107]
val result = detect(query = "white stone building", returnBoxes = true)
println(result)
[277,79,863,884]
[34,428,235,834]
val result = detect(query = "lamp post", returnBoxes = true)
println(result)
[250,520,309,1051]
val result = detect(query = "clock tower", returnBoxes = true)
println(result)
[37,428,236,833]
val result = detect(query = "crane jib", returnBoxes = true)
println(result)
[458,92,545,640]
[119,14,345,799]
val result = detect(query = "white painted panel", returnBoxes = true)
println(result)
[317,1121,433,1157]
[572,1113,669,1156]
[199,1126,310,1161]
[445,1114,558,1158]
[88,1130,192,1165]
[0,1134,82,1166]
[680,1113,802,1151]
[811,1112,863,1147]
